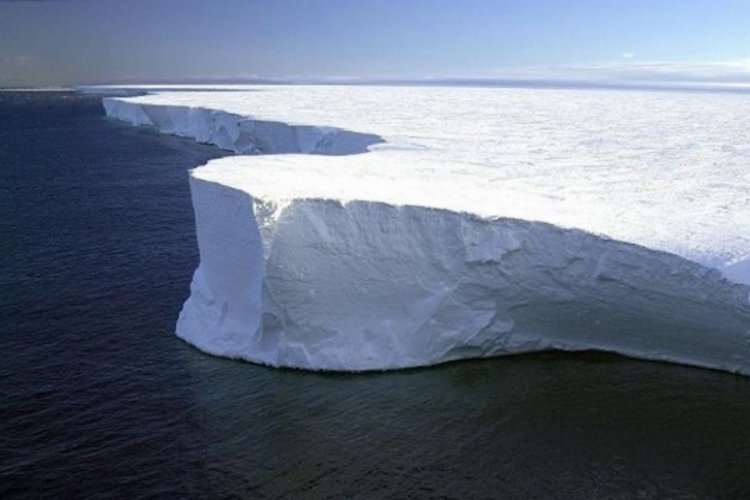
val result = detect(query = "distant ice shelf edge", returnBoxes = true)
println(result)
[102,95,750,377]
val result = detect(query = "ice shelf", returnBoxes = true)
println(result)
[101,85,750,374]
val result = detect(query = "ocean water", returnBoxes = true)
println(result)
[1,91,750,499]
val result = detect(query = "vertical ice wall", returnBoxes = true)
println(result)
[103,94,750,375]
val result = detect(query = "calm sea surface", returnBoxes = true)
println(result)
[2,91,750,499]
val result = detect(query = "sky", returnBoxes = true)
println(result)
[1,0,750,87]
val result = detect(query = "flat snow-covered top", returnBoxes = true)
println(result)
[121,85,750,284]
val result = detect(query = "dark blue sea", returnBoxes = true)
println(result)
[2,91,750,499]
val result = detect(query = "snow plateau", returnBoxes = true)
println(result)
[102,85,750,374]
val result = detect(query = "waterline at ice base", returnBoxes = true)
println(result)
[101,85,750,375]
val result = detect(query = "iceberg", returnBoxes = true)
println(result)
[100,85,750,374]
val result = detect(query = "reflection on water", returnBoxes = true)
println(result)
[1,92,749,499]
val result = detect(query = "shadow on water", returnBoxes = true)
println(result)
[1,91,749,499]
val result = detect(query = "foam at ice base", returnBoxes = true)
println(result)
[101,86,750,374]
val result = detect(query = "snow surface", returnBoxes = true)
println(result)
[102,85,750,374]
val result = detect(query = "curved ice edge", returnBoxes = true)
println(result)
[102,96,750,376]
[102,97,384,155]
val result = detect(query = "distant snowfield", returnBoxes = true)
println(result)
[100,85,750,375]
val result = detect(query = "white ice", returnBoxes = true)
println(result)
[101,85,750,374]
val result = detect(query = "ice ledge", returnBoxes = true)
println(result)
[179,168,750,374]
[103,94,750,375]
[102,97,383,155]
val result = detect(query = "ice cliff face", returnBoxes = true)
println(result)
[101,86,750,375]
[103,97,383,155]
[181,176,750,372]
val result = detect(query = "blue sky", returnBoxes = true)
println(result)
[1,0,750,86]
